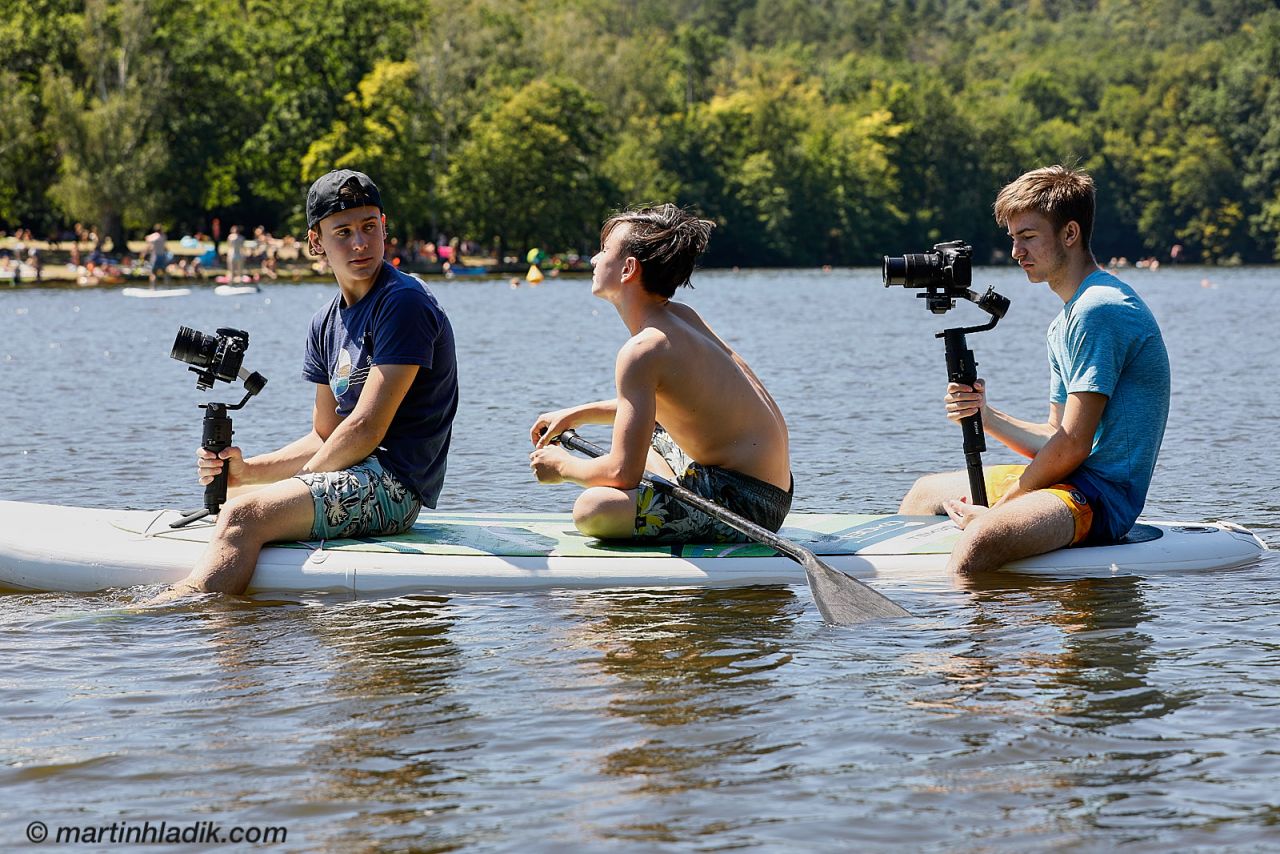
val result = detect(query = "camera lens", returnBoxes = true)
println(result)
[882,256,908,286]
[883,253,941,287]
[171,326,220,368]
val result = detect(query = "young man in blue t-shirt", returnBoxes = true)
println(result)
[165,170,459,596]
[899,165,1170,573]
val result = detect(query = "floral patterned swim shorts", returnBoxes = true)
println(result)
[294,456,421,541]
[633,427,793,543]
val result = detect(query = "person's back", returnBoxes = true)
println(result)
[642,301,790,490]
[1047,269,1169,540]
[146,229,165,258]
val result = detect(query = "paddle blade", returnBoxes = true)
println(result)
[802,554,911,624]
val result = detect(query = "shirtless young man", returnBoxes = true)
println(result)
[899,165,1170,573]
[528,204,793,542]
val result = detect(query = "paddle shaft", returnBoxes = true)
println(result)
[553,430,910,623]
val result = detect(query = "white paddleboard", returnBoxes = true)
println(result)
[122,287,190,298]
[214,284,260,296]
[0,500,1266,595]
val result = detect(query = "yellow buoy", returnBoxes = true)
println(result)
[526,264,544,284]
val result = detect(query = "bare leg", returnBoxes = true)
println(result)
[167,478,315,596]
[899,470,973,514]
[573,487,639,538]
[948,491,1076,573]
[572,448,680,538]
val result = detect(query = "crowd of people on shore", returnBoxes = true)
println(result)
[0,217,1185,288]
[0,222,309,286]
[0,220,590,286]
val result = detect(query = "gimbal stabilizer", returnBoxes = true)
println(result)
[168,326,268,528]
[884,242,1010,505]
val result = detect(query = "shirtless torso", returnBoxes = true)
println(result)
[628,301,790,490]
[528,212,791,540]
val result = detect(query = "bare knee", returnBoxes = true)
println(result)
[947,497,1076,574]
[573,488,635,539]
[898,481,931,514]
[899,475,947,514]
[212,496,272,545]
[948,520,1002,573]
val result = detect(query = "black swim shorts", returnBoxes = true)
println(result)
[632,426,793,543]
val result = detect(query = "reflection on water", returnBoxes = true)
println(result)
[951,574,1185,729]
[585,587,798,723]
[2,268,1280,849]
[589,590,795,778]
[295,598,469,847]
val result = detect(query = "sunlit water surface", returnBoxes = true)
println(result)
[1,267,1277,851]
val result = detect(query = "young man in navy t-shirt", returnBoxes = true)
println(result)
[164,170,458,597]
[898,165,1169,573]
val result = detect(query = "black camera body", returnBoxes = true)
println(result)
[883,240,973,314]
[171,326,265,394]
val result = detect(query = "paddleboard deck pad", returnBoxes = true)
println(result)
[0,500,1266,595]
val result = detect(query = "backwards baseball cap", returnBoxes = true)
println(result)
[306,169,382,230]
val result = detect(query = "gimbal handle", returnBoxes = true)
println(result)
[941,328,988,507]
[935,285,1009,508]
[170,402,235,528]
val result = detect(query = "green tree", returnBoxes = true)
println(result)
[652,52,904,266]
[0,0,84,230]
[7,0,1280,263]
[303,60,441,240]
[874,73,992,257]
[41,0,170,249]
[0,71,40,225]
[442,78,610,258]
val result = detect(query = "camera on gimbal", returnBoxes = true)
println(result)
[882,239,1009,506]
[883,240,1009,322]
[171,326,265,394]
[883,240,975,314]
[168,326,267,527]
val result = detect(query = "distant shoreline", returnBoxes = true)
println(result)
[0,235,587,286]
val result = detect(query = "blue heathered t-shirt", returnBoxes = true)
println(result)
[303,262,459,507]
[1047,269,1169,540]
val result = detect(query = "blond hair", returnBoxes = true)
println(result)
[994,165,1096,252]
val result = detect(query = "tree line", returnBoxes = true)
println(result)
[2,0,1278,266]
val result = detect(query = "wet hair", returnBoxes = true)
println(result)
[994,164,1096,252]
[601,204,715,299]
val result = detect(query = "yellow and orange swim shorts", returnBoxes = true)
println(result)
[983,464,1094,545]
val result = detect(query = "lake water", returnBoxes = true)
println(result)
[1,266,1277,851]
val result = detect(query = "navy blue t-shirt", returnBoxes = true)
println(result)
[303,263,458,507]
